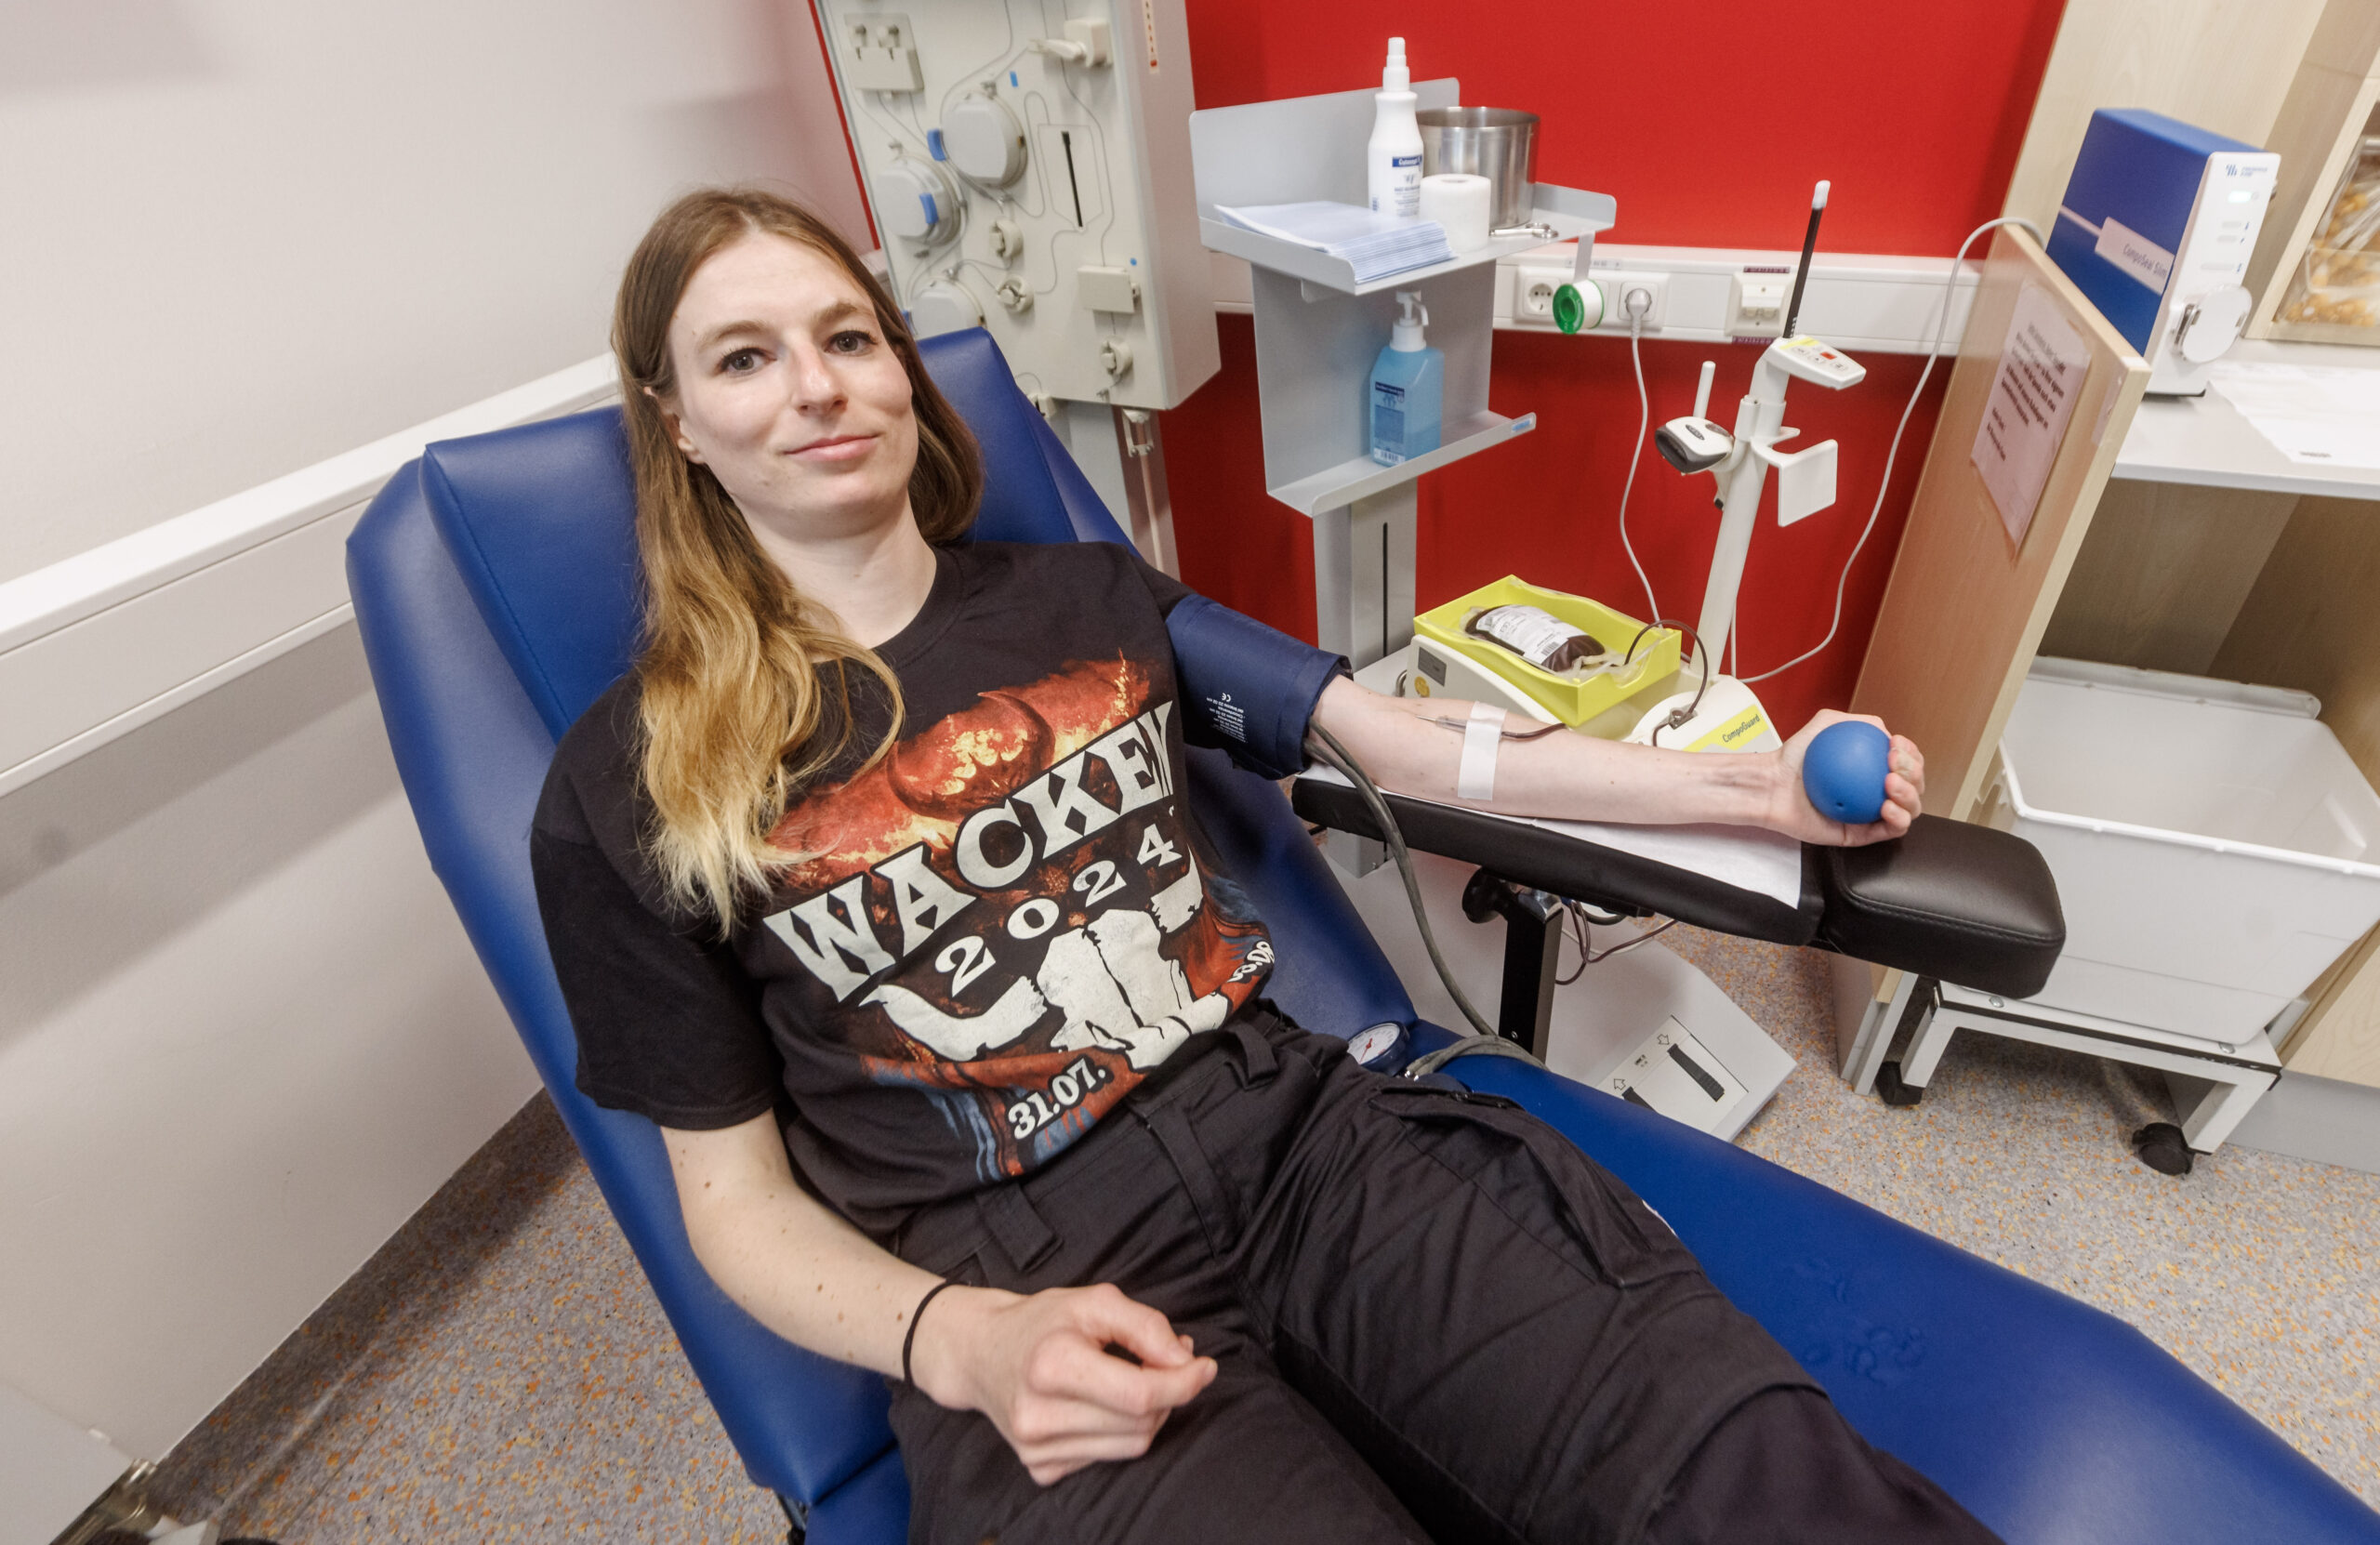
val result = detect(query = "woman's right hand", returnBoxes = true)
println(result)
[907,1282,1219,1486]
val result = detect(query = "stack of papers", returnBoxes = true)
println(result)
[2204,362,2380,471]
[1294,765,1805,908]
[1214,202,1454,283]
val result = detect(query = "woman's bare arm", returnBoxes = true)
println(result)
[664,1113,1216,1485]
[1307,677,1924,845]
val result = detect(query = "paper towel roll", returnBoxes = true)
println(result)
[1420,173,1493,253]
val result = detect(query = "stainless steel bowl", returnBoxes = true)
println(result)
[1418,108,1539,229]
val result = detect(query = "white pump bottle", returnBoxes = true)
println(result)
[1367,38,1422,220]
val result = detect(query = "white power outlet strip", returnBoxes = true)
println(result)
[1507,244,1979,353]
[1726,267,1792,337]
[1211,242,1987,355]
[1511,264,1570,326]
[1600,271,1668,330]
[1506,266,1665,332]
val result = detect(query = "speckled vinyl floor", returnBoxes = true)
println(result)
[1666,929,2380,1507]
[147,1096,789,1543]
[150,931,2379,1540]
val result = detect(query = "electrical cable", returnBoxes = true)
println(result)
[1575,909,1677,966]
[1620,620,1710,747]
[1404,1023,1547,1078]
[1302,720,1682,1080]
[1555,906,1676,984]
[1554,904,1594,986]
[1614,304,1661,628]
[1740,215,2044,685]
[1302,721,1507,1047]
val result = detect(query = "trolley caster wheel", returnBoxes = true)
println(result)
[2133,1122,2195,1176]
[1875,1061,1924,1107]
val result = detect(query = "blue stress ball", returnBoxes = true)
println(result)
[1802,720,1892,825]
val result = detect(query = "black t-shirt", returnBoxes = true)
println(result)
[531,540,1279,1228]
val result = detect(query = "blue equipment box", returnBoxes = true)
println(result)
[2046,108,2279,392]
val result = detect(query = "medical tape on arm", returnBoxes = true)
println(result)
[1457,702,1506,801]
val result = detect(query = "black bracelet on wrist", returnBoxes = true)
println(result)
[902,1278,959,1388]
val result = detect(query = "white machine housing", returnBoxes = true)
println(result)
[2141,152,2282,396]
[1333,842,1796,1142]
[815,0,1220,412]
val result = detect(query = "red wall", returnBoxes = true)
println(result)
[1167,0,2068,731]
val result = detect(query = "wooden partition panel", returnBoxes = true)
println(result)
[2038,482,2300,675]
[1850,228,2150,821]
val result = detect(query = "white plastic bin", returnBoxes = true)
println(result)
[1982,658,2380,1046]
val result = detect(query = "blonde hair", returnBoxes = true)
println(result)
[613,188,983,930]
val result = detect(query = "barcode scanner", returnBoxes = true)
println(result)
[1656,361,1733,473]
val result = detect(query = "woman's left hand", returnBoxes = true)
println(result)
[1766,711,1924,847]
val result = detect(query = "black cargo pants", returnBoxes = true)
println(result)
[883,1012,1999,1545]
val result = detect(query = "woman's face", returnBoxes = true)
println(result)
[660,231,919,542]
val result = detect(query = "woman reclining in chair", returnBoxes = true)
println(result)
[533,188,1990,1545]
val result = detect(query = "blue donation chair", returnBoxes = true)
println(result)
[347,328,2380,1544]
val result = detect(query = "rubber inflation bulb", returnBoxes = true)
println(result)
[1801,720,1891,825]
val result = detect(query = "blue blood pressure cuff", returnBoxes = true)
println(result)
[1166,594,1348,781]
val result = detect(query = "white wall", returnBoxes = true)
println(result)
[0,0,865,1469]
[0,0,869,586]
[0,629,538,1462]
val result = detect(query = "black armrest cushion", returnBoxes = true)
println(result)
[1294,776,2066,998]
[1812,814,2065,998]
[1289,777,1821,947]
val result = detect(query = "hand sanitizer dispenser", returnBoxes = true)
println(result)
[1368,291,1443,466]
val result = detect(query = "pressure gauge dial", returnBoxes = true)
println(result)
[877,156,965,246]
[910,280,985,338]
[943,93,1027,187]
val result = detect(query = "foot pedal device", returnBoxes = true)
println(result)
[1603,1020,1751,1133]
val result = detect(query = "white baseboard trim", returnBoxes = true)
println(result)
[2228,1071,2380,1177]
[0,1382,135,1545]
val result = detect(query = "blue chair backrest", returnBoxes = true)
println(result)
[423,328,1131,741]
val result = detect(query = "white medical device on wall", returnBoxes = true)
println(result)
[814,0,1218,567]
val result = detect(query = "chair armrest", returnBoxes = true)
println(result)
[1811,814,2065,998]
[1289,774,1821,946]
[1291,775,2065,997]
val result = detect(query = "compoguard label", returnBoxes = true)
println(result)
[2095,216,2175,293]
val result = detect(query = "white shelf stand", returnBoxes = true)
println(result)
[1188,81,1614,667]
